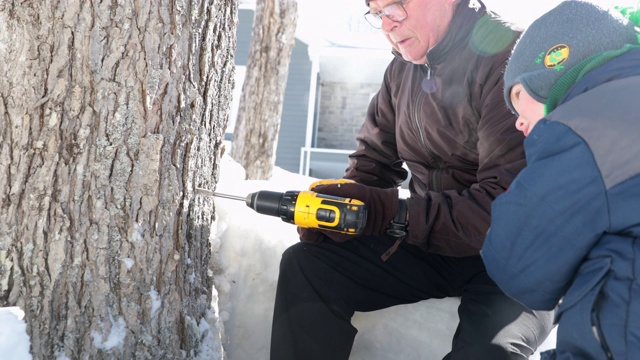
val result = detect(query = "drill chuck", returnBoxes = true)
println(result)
[245,191,286,218]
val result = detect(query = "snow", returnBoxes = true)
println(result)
[91,309,127,351]
[119,257,135,270]
[0,308,31,360]
[149,287,161,318]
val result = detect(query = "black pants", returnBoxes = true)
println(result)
[270,235,554,360]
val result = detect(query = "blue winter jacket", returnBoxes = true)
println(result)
[481,49,640,359]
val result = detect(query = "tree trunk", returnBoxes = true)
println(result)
[231,0,297,180]
[0,1,236,358]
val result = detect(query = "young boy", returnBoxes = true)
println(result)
[480,1,640,359]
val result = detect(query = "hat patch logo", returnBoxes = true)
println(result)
[543,44,570,71]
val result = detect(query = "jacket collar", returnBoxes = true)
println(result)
[555,46,640,112]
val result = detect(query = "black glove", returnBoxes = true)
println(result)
[297,181,399,244]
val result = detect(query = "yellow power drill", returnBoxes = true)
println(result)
[195,180,367,234]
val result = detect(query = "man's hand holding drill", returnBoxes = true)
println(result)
[298,181,404,244]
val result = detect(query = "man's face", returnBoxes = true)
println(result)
[367,0,457,64]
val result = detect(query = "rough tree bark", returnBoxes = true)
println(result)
[0,1,236,358]
[231,0,297,180]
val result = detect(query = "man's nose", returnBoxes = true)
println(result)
[381,16,399,32]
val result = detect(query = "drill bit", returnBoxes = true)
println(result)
[195,187,245,202]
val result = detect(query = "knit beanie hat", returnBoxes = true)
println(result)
[503,0,639,115]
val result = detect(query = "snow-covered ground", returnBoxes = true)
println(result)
[0,307,31,359]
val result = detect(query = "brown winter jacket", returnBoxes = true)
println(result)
[344,1,524,257]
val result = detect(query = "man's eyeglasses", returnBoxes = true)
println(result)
[364,1,408,29]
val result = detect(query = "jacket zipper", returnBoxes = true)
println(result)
[413,64,444,191]
[591,291,613,359]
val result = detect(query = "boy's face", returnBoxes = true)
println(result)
[510,83,545,137]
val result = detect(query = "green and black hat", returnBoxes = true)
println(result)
[503,0,639,115]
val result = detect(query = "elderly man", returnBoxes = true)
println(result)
[270,1,554,359]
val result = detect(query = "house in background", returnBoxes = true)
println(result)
[229,1,562,181]
[229,2,393,179]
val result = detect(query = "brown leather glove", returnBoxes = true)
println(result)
[297,181,399,243]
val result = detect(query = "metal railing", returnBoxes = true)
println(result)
[299,147,353,177]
